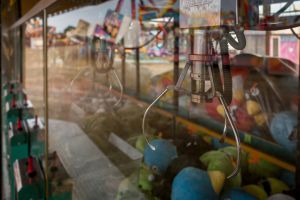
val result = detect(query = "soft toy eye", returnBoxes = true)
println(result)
[151,165,159,173]
[148,174,155,182]
[186,142,192,147]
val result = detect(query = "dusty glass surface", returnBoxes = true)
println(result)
[20,0,299,199]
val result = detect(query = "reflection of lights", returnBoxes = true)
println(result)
[288,47,294,53]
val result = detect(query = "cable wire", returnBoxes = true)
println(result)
[124,17,173,50]
[291,27,300,39]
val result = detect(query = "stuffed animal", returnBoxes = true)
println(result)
[138,163,154,192]
[259,178,289,196]
[248,155,280,182]
[171,167,218,200]
[243,185,268,200]
[175,133,212,157]
[267,194,296,200]
[152,155,206,200]
[219,146,249,173]
[116,171,147,200]
[144,139,178,175]
[270,111,297,152]
[221,188,258,200]
[200,150,242,193]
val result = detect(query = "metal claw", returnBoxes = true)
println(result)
[111,69,124,107]
[142,61,193,151]
[216,91,241,179]
[175,61,191,89]
[220,117,227,143]
[69,67,92,90]
[142,85,175,151]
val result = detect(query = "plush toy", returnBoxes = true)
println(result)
[205,97,225,121]
[135,135,157,153]
[221,188,258,200]
[171,167,218,200]
[243,185,268,200]
[253,112,268,127]
[152,155,206,200]
[219,146,249,175]
[213,100,255,132]
[211,138,229,149]
[116,171,147,200]
[280,170,295,188]
[138,163,154,192]
[248,155,280,182]
[200,150,242,193]
[175,133,212,157]
[144,139,178,175]
[267,194,296,200]
[270,111,297,152]
[259,178,289,196]
[234,103,256,131]
[246,99,262,116]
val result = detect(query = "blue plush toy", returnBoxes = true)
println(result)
[270,111,297,152]
[171,167,218,200]
[221,188,258,200]
[144,139,178,174]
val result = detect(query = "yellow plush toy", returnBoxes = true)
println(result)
[246,100,262,116]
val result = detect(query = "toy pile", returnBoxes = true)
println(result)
[205,54,298,151]
[116,133,296,200]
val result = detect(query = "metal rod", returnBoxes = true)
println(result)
[10,0,58,30]
[43,9,49,200]
[0,0,2,197]
[142,86,175,151]
[131,0,140,96]
[111,69,123,107]
[136,48,140,95]
[297,32,300,197]
[220,117,227,143]
[121,40,126,88]
[217,91,241,179]
[173,18,180,140]
[173,19,180,108]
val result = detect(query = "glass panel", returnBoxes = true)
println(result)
[45,0,298,199]
[3,0,299,199]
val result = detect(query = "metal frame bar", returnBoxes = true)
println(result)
[297,30,300,197]
[132,0,140,96]
[121,40,126,88]
[0,1,2,198]
[172,18,180,140]
[43,9,49,200]
[9,0,57,30]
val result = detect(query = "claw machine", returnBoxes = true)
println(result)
[1,0,299,199]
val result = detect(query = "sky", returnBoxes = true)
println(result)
[48,0,133,33]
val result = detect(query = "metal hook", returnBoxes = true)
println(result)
[220,117,227,143]
[142,62,192,151]
[69,67,92,90]
[142,86,175,151]
[111,69,123,107]
[216,91,241,179]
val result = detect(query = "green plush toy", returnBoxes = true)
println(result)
[116,171,147,200]
[248,156,281,180]
[135,135,157,153]
[243,185,268,200]
[138,163,154,192]
[259,178,289,196]
[200,150,242,193]
[219,146,249,172]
